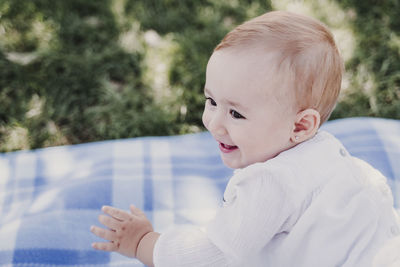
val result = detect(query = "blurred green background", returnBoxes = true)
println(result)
[1,0,400,152]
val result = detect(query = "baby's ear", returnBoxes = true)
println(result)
[290,109,321,143]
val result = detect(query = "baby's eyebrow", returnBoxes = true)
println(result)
[204,88,248,112]
[227,100,249,112]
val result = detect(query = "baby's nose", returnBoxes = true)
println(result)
[208,114,227,136]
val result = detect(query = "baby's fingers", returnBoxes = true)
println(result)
[98,214,120,230]
[92,241,118,251]
[130,204,145,217]
[90,225,117,242]
[102,206,130,221]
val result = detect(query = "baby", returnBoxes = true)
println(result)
[91,11,400,266]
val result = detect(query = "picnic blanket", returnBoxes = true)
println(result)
[0,117,399,266]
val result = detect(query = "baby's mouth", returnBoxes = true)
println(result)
[219,142,238,153]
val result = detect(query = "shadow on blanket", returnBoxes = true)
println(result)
[0,117,399,266]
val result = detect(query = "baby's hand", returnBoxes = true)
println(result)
[91,205,153,258]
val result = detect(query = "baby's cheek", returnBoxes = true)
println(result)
[202,111,210,129]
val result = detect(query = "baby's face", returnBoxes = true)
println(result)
[202,49,297,169]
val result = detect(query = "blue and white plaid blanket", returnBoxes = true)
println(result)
[0,117,399,266]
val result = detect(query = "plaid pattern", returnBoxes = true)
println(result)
[0,117,399,266]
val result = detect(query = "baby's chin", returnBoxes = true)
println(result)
[222,155,276,169]
[222,158,250,169]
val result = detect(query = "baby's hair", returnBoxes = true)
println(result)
[215,11,344,125]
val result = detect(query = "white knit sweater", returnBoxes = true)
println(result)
[153,131,400,267]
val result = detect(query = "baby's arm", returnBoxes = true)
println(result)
[90,205,159,267]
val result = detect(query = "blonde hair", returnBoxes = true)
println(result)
[215,11,344,125]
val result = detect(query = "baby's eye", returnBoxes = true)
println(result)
[205,97,217,106]
[230,109,245,119]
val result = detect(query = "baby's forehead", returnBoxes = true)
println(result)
[210,47,296,105]
[214,46,283,75]
[220,47,291,88]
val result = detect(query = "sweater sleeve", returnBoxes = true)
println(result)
[205,164,295,263]
[153,164,295,266]
[153,225,228,267]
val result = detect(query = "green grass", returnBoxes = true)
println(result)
[1,0,399,152]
